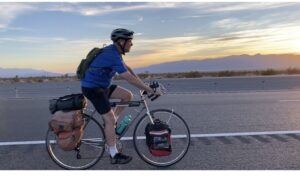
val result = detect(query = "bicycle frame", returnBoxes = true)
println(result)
[47,87,190,169]
[83,90,155,139]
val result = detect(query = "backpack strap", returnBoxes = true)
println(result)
[76,47,103,80]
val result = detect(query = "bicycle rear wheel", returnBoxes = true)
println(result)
[46,114,105,170]
[133,109,190,167]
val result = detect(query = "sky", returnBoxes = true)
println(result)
[0,2,300,73]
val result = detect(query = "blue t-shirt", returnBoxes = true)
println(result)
[81,44,127,88]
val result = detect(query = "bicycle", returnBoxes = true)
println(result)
[45,84,191,169]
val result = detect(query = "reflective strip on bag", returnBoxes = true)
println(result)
[149,130,169,135]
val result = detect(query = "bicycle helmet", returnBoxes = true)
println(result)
[111,28,134,42]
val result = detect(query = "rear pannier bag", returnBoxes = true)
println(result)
[57,126,84,151]
[48,110,84,134]
[48,110,85,151]
[49,94,86,114]
[145,119,172,157]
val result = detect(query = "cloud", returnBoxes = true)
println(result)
[2,2,300,71]
[179,14,215,19]
[201,2,297,13]
[138,16,144,22]
[135,33,143,36]
[126,36,204,67]
[79,2,179,16]
[205,22,300,56]
[179,2,299,20]
[1,2,298,29]
[42,2,179,16]
[74,2,295,17]
[126,20,300,68]
[0,3,34,20]
[0,36,68,43]
[0,24,6,29]
[93,23,130,29]
[0,2,179,31]
[212,18,258,30]
[0,3,36,30]
[134,36,201,52]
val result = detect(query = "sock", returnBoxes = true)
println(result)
[109,145,118,157]
[114,116,119,128]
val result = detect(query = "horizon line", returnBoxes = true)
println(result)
[1,52,300,74]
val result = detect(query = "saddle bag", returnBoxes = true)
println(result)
[145,119,172,157]
[49,94,86,114]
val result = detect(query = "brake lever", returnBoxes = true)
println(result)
[151,95,160,101]
[148,94,155,98]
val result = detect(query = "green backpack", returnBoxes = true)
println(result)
[76,47,103,80]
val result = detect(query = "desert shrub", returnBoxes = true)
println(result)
[217,71,236,77]
[183,71,203,78]
[13,75,20,83]
[286,68,300,75]
[261,69,278,75]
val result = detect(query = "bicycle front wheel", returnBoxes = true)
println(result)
[46,114,105,170]
[133,109,190,167]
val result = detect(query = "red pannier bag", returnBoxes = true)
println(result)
[145,119,172,157]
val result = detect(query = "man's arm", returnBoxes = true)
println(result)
[125,64,143,81]
[125,64,135,76]
[119,71,153,93]
[121,64,162,95]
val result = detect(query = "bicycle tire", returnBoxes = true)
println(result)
[46,114,105,170]
[133,109,190,167]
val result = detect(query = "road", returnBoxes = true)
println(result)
[1,76,300,169]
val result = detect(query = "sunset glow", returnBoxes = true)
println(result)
[0,2,300,73]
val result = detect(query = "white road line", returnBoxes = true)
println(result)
[1,130,300,146]
[0,140,45,146]
[190,130,300,137]
[279,100,300,102]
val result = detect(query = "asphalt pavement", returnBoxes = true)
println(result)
[2,76,300,169]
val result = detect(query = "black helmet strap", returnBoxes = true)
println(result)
[116,38,128,55]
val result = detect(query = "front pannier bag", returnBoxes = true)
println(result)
[145,119,172,157]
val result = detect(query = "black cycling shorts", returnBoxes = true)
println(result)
[82,85,117,115]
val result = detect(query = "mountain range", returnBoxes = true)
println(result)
[0,68,62,78]
[134,54,300,73]
[1,54,300,78]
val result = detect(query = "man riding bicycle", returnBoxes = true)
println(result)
[81,28,163,164]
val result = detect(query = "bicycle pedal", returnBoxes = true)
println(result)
[76,153,82,159]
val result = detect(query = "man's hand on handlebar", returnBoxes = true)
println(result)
[152,85,166,96]
[142,81,166,101]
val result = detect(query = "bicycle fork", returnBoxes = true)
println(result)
[143,95,154,124]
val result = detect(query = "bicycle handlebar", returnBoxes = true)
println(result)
[140,90,161,101]
[147,93,160,101]
[140,81,166,101]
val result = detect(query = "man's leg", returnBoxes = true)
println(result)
[102,109,132,164]
[110,86,133,119]
[101,110,117,146]
[102,110,132,164]
[82,87,132,164]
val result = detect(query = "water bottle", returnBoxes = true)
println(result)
[116,115,132,135]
